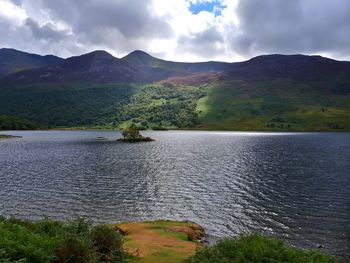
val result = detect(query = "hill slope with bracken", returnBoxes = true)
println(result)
[0,48,349,130]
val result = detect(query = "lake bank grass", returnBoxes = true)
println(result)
[0,217,125,262]
[0,217,341,263]
[186,234,338,263]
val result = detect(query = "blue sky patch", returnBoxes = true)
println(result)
[189,0,224,16]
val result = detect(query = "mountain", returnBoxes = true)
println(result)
[228,54,350,81]
[1,49,231,85]
[0,48,63,77]
[122,50,230,72]
[3,49,350,86]
[0,50,136,84]
[0,48,349,131]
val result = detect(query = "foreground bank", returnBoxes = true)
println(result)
[0,217,339,263]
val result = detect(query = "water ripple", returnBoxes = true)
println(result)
[0,130,349,258]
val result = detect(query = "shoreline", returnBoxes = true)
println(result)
[0,217,340,262]
[2,128,350,133]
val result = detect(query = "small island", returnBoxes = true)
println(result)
[0,134,22,139]
[117,124,155,142]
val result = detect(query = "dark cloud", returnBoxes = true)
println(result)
[0,0,173,57]
[38,0,172,52]
[232,0,350,58]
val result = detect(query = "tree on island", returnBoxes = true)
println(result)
[122,124,141,139]
[119,124,154,142]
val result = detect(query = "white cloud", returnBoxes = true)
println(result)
[0,0,27,24]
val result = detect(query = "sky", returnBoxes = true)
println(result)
[1,0,350,62]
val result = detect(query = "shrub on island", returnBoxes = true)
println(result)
[117,124,154,142]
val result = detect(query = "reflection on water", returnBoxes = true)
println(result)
[0,130,349,258]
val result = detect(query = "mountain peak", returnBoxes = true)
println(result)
[125,50,153,58]
[122,50,159,66]
[78,50,116,60]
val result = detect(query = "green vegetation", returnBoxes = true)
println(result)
[0,114,36,130]
[0,218,340,263]
[0,79,349,131]
[0,83,203,129]
[196,80,350,131]
[186,234,337,263]
[0,217,124,263]
[118,124,154,142]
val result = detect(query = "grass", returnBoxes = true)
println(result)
[0,217,124,263]
[186,234,338,263]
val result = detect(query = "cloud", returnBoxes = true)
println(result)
[0,0,350,61]
[25,18,69,41]
[177,26,224,57]
[232,0,350,59]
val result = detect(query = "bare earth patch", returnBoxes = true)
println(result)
[115,220,204,263]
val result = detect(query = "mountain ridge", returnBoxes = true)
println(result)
[2,48,350,85]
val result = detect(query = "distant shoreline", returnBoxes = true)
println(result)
[2,128,350,133]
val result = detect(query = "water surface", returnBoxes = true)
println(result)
[0,130,349,257]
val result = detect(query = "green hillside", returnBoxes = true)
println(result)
[0,83,203,129]
[196,80,350,131]
[0,79,349,131]
[0,114,36,130]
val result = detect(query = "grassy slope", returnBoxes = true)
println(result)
[196,80,350,131]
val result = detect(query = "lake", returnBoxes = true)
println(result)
[0,130,349,258]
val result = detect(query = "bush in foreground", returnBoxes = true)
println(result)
[0,217,124,263]
[186,234,337,263]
